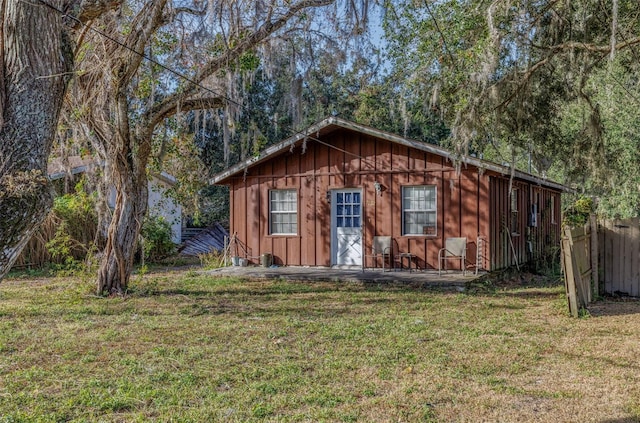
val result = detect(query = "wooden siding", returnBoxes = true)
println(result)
[488,176,562,270]
[226,128,560,271]
[228,128,494,270]
[599,218,640,296]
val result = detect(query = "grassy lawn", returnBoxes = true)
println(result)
[1,270,639,422]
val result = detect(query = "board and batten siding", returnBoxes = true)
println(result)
[227,128,492,270]
[488,176,562,270]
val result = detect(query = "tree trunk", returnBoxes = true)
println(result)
[96,129,150,294]
[97,166,148,294]
[77,0,337,294]
[0,1,73,279]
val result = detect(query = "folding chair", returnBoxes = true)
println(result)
[438,237,467,276]
[362,236,392,272]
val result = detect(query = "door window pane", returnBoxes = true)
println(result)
[335,190,361,228]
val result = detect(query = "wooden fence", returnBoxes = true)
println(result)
[599,218,640,297]
[561,220,595,317]
[562,217,640,316]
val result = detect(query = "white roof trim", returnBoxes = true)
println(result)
[48,158,177,187]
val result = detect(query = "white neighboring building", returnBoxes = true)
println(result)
[141,172,182,244]
[49,157,183,244]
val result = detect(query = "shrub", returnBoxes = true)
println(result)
[22,178,98,272]
[141,215,175,262]
[563,196,594,227]
[198,250,226,269]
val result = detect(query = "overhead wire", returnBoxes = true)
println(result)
[36,0,245,108]
[35,0,380,169]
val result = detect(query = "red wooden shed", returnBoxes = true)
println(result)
[212,117,566,271]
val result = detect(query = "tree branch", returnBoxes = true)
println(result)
[145,97,224,136]
[532,36,640,55]
[117,0,168,86]
[196,0,333,84]
[63,0,121,28]
[170,5,206,17]
[493,34,640,111]
[140,0,333,133]
[493,56,552,111]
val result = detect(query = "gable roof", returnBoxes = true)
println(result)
[48,156,97,180]
[211,117,568,192]
[48,155,177,185]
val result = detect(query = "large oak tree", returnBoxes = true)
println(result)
[0,0,118,280]
[69,0,336,294]
[383,0,640,185]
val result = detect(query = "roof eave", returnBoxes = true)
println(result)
[154,171,178,186]
[210,117,570,192]
[210,117,341,185]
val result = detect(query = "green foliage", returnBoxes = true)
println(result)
[239,51,260,72]
[382,0,490,147]
[563,196,594,227]
[380,0,640,220]
[53,180,95,222]
[252,133,268,157]
[141,215,175,262]
[150,131,210,224]
[45,222,76,265]
[557,55,640,218]
[194,185,229,227]
[41,179,97,272]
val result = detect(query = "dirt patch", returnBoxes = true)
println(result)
[588,297,640,317]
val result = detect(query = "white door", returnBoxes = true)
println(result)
[331,189,362,266]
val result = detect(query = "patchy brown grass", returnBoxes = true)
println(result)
[0,270,639,422]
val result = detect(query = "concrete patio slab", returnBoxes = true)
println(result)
[206,265,485,291]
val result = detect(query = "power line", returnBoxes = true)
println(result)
[36,0,379,167]
[423,0,458,72]
[36,0,243,108]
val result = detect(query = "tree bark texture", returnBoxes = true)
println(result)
[0,0,118,281]
[81,1,167,294]
[0,1,72,279]
[71,0,334,294]
[97,139,149,294]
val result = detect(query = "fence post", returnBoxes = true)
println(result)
[562,226,579,317]
[589,214,598,298]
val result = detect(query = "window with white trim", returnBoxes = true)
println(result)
[550,196,557,224]
[510,189,519,235]
[269,189,297,235]
[402,186,437,235]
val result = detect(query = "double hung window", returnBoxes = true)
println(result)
[511,189,519,235]
[402,186,436,236]
[269,189,297,235]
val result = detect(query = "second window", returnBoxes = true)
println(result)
[402,185,437,236]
